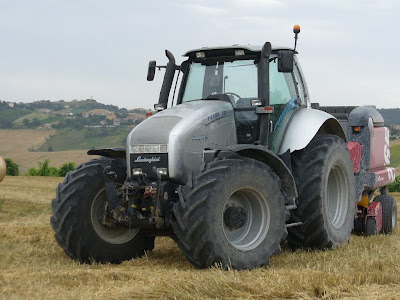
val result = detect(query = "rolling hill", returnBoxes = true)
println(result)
[0,129,91,173]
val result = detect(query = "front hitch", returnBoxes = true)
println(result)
[103,166,120,212]
[102,166,175,231]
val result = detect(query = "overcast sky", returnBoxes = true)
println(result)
[1,0,399,109]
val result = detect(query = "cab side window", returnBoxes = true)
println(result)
[270,64,292,105]
[269,61,297,124]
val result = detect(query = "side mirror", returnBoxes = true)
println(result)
[277,50,294,73]
[147,61,156,81]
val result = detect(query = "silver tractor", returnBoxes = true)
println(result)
[51,26,396,270]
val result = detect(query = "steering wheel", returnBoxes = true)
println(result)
[225,92,241,102]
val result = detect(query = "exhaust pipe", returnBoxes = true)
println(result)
[0,156,6,182]
[158,50,177,109]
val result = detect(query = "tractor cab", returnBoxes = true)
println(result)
[149,44,309,152]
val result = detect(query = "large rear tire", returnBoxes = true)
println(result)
[172,157,287,270]
[287,135,356,249]
[50,159,154,263]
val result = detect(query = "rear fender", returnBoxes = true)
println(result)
[204,145,297,206]
[278,108,346,155]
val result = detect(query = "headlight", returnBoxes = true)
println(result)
[157,168,168,176]
[132,168,143,175]
[130,144,168,153]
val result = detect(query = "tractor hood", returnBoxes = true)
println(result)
[126,100,237,182]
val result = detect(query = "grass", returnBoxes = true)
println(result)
[390,140,400,174]
[0,108,32,124]
[12,111,50,125]
[0,176,399,299]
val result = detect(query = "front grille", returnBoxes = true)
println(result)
[130,153,168,180]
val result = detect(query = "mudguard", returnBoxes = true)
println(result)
[205,145,297,206]
[278,108,346,155]
[87,148,126,159]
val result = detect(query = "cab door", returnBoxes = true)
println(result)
[268,57,306,153]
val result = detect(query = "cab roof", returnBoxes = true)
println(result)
[183,45,295,57]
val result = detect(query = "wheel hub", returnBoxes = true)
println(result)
[224,206,247,230]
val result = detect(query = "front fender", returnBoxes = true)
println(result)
[205,145,297,206]
[278,108,346,155]
[87,148,126,159]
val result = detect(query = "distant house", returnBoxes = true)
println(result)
[121,115,135,124]
[42,124,52,129]
[100,119,108,126]
[6,102,14,108]
[122,114,145,124]
[82,109,114,118]
[37,108,51,114]
[393,124,400,130]
[113,118,121,126]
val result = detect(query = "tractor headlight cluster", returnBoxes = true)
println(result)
[132,168,168,178]
[132,168,143,175]
[131,144,168,153]
[157,168,168,176]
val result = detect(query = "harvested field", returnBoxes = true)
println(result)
[0,176,399,299]
[0,129,91,174]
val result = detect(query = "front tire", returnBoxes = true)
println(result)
[172,157,287,270]
[288,135,356,249]
[50,159,154,263]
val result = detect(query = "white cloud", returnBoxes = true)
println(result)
[0,0,399,108]
[182,3,227,15]
[233,0,285,8]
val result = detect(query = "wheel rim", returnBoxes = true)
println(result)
[222,187,270,251]
[91,187,139,244]
[326,164,348,229]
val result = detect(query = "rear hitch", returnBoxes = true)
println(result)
[354,201,383,235]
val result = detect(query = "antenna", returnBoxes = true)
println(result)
[293,24,301,51]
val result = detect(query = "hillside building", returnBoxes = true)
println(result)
[37,108,51,114]
[82,109,114,118]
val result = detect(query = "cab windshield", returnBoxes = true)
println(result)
[181,58,258,107]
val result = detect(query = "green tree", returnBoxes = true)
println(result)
[27,167,40,176]
[0,120,13,128]
[59,162,76,177]
[4,158,19,176]
[23,118,30,127]
[28,159,59,177]
[388,176,400,192]
[31,118,41,127]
